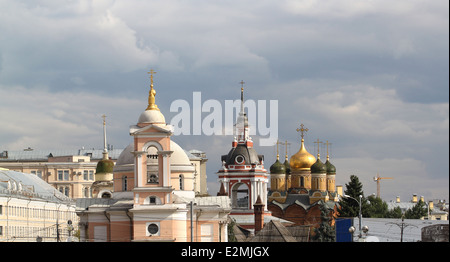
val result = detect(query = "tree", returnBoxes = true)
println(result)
[404,199,428,219]
[366,195,389,218]
[313,201,336,242]
[386,206,403,218]
[339,175,370,217]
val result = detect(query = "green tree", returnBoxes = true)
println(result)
[339,175,370,217]
[366,195,389,218]
[313,201,336,242]
[386,206,403,218]
[404,199,428,219]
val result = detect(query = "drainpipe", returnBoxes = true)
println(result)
[126,211,133,241]
[104,211,110,242]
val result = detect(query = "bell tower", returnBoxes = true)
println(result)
[129,69,174,206]
[217,84,270,230]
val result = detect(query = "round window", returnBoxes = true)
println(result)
[147,223,159,235]
[235,155,245,164]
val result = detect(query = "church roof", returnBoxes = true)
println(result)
[222,144,262,165]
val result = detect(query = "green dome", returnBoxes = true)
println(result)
[270,159,286,174]
[96,158,114,174]
[310,158,327,173]
[325,159,336,174]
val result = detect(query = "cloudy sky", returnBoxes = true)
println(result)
[0,0,448,202]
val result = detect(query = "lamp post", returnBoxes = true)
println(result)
[343,194,368,240]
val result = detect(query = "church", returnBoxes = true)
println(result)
[76,71,230,242]
[267,124,340,228]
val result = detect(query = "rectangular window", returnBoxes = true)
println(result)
[64,170,69,181]
[58,170,63,181]
[83,170,88,180]
[89,170,94,180]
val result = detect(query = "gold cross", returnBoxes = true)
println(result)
[148,69,157,87]
[325,140,332,158]
[296,123,309,139]
[281,140,291,159]
[240,80,245,92]
[275,139,282,159]
[314,138,322,157]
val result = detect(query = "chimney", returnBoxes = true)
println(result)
[217,182,227,196]
[396,196,401,203]
[253,195,265,234]
[412,194,418,203]
[428,201,434,210]
[336,185,343,198]
[420,196,424,203]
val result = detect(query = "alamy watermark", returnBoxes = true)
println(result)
[169,92,278,146]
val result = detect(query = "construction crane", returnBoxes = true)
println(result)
[373,173,393,199]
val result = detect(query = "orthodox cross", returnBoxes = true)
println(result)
[296,123,308,139]
[325,140,332,159]
[281,140,291,160]
[275,139,282,159]
[314,138,322,158]
[148,69,157,87]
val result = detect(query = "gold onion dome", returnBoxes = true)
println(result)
[289,139,316,171]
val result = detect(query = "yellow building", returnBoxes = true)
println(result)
[0,148,122,199]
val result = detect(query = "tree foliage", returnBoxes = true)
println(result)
[338,175,429,219]
[338,175,370,217]
[313,201,336,242]
[404,199,428,219]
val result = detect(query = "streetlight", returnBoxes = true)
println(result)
[342,194,369,240]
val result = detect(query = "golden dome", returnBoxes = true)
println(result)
[289,139,316,171]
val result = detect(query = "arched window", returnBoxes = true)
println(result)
[179,174,184,190]
[231,183,249,209]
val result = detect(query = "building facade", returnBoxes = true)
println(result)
[267,124,340,228]
[76,71,230,242]
[0,148,122,199]
[0,168,78,242]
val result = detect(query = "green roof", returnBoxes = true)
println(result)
[270,159,286,174]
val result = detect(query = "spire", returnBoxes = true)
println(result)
[240,80,245,115]
[146,69,160,111]
[101,114,108,160]
[235,81,249,142]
